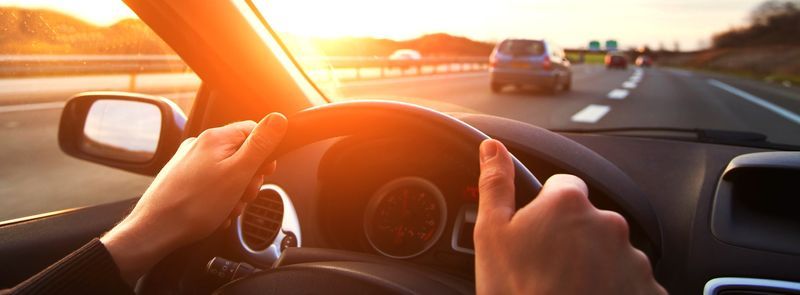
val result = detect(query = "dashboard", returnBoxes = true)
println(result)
[313,135,482,275]
[233,131,652,281]
[223,113,800,294]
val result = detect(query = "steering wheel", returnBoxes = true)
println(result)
[212,100,542,294]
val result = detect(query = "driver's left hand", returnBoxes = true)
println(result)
[100,113,288,283]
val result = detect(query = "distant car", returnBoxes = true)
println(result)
[389,49,422,61]
[635,55,653,67]
[489,39,572,93]
[605,53,628,69]
[389,49,422,71]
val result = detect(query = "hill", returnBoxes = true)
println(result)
[311,33,495,57]
[0,7,174,55]
[0,8,494,57]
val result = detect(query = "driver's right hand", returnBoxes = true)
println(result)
[474,139,667,294]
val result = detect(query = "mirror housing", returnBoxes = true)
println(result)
[59,91,187,176]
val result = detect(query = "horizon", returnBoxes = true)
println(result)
[1,0,760,50]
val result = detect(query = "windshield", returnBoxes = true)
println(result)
[256,0,800,147]
[498,40,545,56]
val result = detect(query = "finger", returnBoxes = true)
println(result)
[259,160,277,176]
[172,137,197,155]
[198,121,256,147]
[476,139,515,226]
[596,209,630,245]
[181,137,197,147]
[224,120,258,137]
[217,120,258,149]
[230,113,288,172]
[242,174,264,203]
[522,174,591,216]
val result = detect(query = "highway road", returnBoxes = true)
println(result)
[1,64,799,221]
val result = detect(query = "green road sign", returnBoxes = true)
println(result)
[589,40,601,51]
[605,40,618,51]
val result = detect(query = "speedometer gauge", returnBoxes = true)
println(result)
[364,177,447,259]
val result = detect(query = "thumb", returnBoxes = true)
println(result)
[231,113,288,172]
[476,139,515,226]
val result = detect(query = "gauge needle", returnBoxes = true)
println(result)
[393,226,404,244]
[402,189,409,217]
[422,228,434,241]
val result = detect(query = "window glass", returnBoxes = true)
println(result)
[0,0,200,221]
[499,40,546,56]
[258,0,800,147]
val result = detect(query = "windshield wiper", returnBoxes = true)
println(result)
[551,127,800,151]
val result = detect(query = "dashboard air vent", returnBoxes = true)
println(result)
[241,188,284,251]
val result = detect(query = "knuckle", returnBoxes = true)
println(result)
[632,249,654,276]
[198,128,223,142]
[179,137,197,147]
[473,221,490,239]
[473,218,502,243]
[600,211,630,242]
[248,134,274,153]
[479,168,510,191]
[550,185,590,211]
[655,283,668,295]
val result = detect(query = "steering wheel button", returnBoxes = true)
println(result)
[281,232,298,251]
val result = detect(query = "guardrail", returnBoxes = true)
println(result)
[0,55,189,77]
[308,56,489,80]
[0,55,489,92]
[0,54,489,77]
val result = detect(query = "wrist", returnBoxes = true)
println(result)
[100,217,178,283]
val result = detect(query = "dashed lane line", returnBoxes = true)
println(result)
[622,81,637,89]
[571,104,611,123]
[607,89,629,99]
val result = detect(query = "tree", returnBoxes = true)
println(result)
[712,0,800,48]
[750,0,800,25]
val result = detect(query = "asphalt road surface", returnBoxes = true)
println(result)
[1,64,799,221]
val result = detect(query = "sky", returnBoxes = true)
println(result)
[0,0,760,50]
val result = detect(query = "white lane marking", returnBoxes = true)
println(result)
[0,101,65,113]
[708,79,800,125]
[340,72,487,88]
[0,91,197,114]
[571,104,611,123]
[607,89,629,99]
[622,81,637,89]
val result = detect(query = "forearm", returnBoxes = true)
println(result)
[9,239,133,295]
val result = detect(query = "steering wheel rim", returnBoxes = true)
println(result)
[267,100,543,209]
[215,100,542,294]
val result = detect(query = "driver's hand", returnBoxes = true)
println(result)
[100,113,288,283]
[474,139,666,294]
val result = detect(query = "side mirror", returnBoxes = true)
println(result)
[58,91,187,176]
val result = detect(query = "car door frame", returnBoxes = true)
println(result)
[0,0,321,287]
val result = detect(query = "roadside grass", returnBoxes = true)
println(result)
[567,52,605,64]
[657,46,800,88]
[668,66,799,88]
